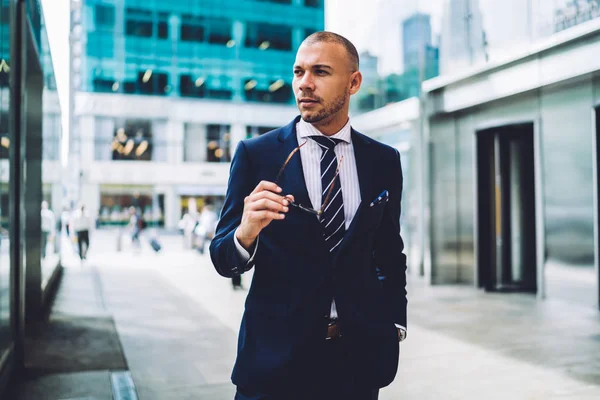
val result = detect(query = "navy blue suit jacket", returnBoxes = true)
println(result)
[210,116,408,391]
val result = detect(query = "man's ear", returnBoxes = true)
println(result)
[349,71,362,95]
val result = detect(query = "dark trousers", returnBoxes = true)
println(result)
[77,230,89,260]
[235,337,380,400]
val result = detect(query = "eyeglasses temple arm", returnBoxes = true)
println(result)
[274,138,309,184]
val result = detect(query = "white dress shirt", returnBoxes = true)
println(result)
[71,209,92,232]
[297,118,360,230]
[234,118,406,336]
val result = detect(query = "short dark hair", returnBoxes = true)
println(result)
[302,31,359,72]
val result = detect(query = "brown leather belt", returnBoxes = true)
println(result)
[326,320,342,340]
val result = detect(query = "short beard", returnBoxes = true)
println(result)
[300,90,349,125]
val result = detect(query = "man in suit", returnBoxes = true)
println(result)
[210,31,407,400]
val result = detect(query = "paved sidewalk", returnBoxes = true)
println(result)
[7,239,128,399]
[140,235,600,400]
[9,230,600,399]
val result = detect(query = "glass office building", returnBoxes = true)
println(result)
[81,0,322,103]
[0,0,65,394]
[72,0,323,228]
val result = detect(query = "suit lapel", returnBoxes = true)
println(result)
[335,129,375,258]
[276,117,328,257]
[352,129,375,208]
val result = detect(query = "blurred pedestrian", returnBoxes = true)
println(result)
[128,206,145,250]
[210,32,407,400]
[179,210,195,249]
[71,204,92,261]
[41,201,56,259]
[196,198,218,254]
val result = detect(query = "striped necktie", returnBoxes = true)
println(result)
[310,136,346,253]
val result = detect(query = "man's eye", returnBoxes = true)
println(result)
[316,70,327,75]
[293,70,302,76]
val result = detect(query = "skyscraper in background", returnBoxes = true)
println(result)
[358,51,379,95]
[70,0,324,229]
[440,0,487,75]
[403,13,432,70]
[402,12,439,80]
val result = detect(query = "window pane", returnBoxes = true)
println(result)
[111,119,154,161]
[180,74,205,98]
[157,22,169,39]
[181,24,204,42]
[206,125,231,163]
[243,78,292,103]
[136,70,169,96]
[95,5,115,28]
[93,78,116,93]
[126,20,153,38]
[245,22,292,51]
[207,19,232,45]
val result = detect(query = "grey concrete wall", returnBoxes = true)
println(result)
[429,76,600,308]
[429,116,459,284]
[540,78,595,265]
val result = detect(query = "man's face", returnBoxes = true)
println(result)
[292,42,359,125]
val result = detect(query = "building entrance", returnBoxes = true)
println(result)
[476,123,537,292]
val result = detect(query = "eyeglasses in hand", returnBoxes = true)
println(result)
[274,138,344,218]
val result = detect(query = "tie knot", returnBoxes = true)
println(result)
[309,136,344,151]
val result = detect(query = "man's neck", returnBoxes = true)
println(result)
[311,116,350,136]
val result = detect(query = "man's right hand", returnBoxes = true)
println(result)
[235,181,293,251]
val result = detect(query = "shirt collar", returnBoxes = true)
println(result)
[297,117,352,144]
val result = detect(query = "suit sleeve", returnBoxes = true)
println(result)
[373,149,408,328]
[209,141,257,278]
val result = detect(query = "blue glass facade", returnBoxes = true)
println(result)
[80,0,324,104]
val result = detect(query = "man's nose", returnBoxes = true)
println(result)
[298,72,315,92]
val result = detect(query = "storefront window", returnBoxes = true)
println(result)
[179,195,224,220]
[98,191,164,228]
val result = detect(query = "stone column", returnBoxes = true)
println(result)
[162,185,179,230]
[229,123,246,158]
[168,119,185,164]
